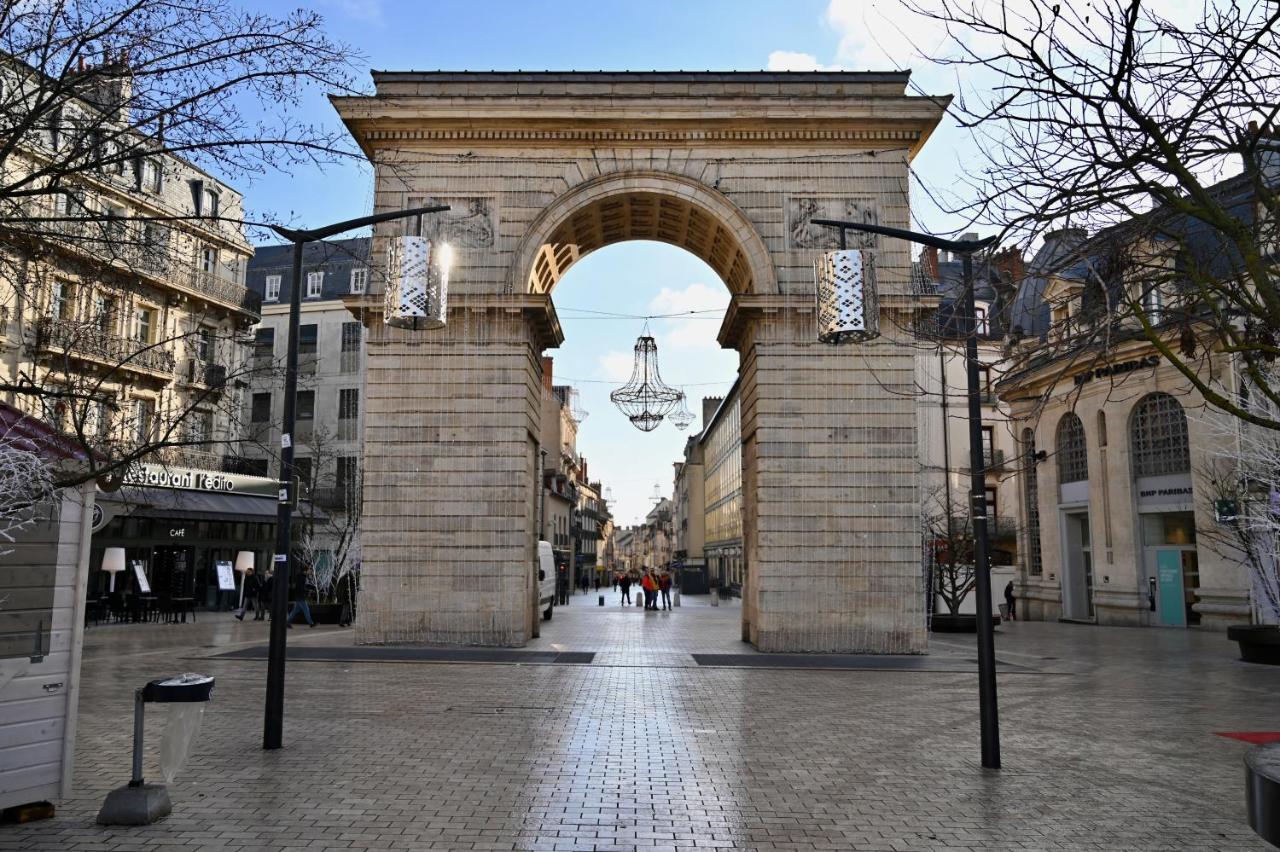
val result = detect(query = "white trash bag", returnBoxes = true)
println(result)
[159,702,206,783]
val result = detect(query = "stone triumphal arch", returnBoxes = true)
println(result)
[332,72,947,652]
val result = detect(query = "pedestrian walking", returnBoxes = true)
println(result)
[1004,580,1016,621]
[238,567,264,621]
[619,574,632,605]
[659,571,672,611]
[287,566,317,628]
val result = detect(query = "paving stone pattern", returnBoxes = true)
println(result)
[2,593,1276,851]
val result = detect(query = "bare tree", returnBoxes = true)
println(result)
[917,0,1280,428]
[0,0,360,488]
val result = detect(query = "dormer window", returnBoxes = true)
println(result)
[306,271,323,298]
[350,267,367,295]
[1140,284,1163,325]
[204,188,220,219]
[974,304,990,335]
[139,158,161,193]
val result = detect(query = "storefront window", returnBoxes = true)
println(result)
[1056,413,1088,483]
[1141,512,1197,546]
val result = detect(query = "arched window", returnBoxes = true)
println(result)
[1056,412,1088,484]
[1022,427,1043,576]
[1130,392,1191,478]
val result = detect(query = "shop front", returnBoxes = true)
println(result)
[90,463,283,610]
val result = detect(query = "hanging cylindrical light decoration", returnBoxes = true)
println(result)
[610,334,682,432]
[385,235,452,330]
[815,248,879,344]
[668,390,694,431]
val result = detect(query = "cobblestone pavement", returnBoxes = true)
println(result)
[3,593,1277,851]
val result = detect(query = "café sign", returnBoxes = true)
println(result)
[123,463,276,497]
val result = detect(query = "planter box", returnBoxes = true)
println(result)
[1228,625,1280,665]
[930,613,1002,633]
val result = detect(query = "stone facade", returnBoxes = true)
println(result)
[332,71,947,651]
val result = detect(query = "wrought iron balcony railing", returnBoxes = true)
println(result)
[34,317,176,376]
[189,269,262,316]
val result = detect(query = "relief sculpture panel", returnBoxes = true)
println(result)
[408,197,496,248]
[788,197,879,250]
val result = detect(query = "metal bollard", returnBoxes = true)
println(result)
[598,594,604,606]
[673,588,681,607]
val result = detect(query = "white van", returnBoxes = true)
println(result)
[536,541,556,621]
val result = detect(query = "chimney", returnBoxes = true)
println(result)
[541,356,554,392]
[701,396,723,429]
[921,246,939,280]
[990,247,1025,288]
[579,457,587,483]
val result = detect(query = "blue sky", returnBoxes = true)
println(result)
[242,0,974,525]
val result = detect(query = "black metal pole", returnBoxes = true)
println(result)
[263,238,303,751]
[811,217,1001,769]
[960,250,1001,769]
[261,204,451,751]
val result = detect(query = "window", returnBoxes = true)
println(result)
[295,390,315,420]
[264,274,281,302]
[298,324,318,355]
[251,392,271,423]
[981,425,996,465]
[336,456,358,496]
[974,305,990,335]
[104,205,127,242]
[350,267,367,295]
[293,456,312,490]
[253,327,275,359]
[93,294,115,334]
[1140,283,1163,325]
[50,280,69,320]
[187,410,213,445]
[84,399,108,438]
[194,326,214,361]
[142,221,169,255]
[985,486,998,522]
[976,365,992,400]
[133,399,154,442]
[1055,412,1088,484]
[204,188,220,219]
[306,271,323,299]
[1022,429,1043,575]
[338,388,359,420]
[1130,393,1191,478]
[135,307,154,344]
[139,159,161,193]
[201,246,218,275]
[341,322,361,352]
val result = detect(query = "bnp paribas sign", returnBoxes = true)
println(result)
[123,463,277,497]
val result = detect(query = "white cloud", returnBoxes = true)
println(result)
[766,50,842,72]
[648,282,728,351]
[597,350,634,383]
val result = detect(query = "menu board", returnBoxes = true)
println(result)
[132,560,151,594]
[215,561,236,591]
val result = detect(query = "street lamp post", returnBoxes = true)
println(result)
[262,203,450,751]
[811,217,1002,770]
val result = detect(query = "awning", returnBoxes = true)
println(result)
[97,487,327,523]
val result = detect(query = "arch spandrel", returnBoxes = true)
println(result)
[510,171,776,297]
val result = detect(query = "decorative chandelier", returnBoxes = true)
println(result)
[668,389,694,431]
[609,334,682,432]
[567,386,588,424]
[385,234,453,331]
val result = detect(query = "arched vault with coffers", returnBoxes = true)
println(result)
[512,171,777,296]
[334,71,948,652]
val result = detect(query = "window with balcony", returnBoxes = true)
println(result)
[135,307,154,344]
[142,221,169,268]
[201,246,218,275]
[306,271,323,299]
[341,322,361,352]
[251,392,271,423]
[298,324,317,355]
[133,399,154,442]
[264,275,281,302]
[350,267,367,295]
[93,294,115,334]
[50,280,70,320]
[104,205,127,243]
[194,326,215,362]
[338,388,359,420]
[253,327,274,359]
[295,390,315,420]
[187,410,213,445]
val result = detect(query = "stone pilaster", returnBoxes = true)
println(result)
[354,296,559,646]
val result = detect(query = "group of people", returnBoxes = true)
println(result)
[235,565,357,627]
[614,570,673,611]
